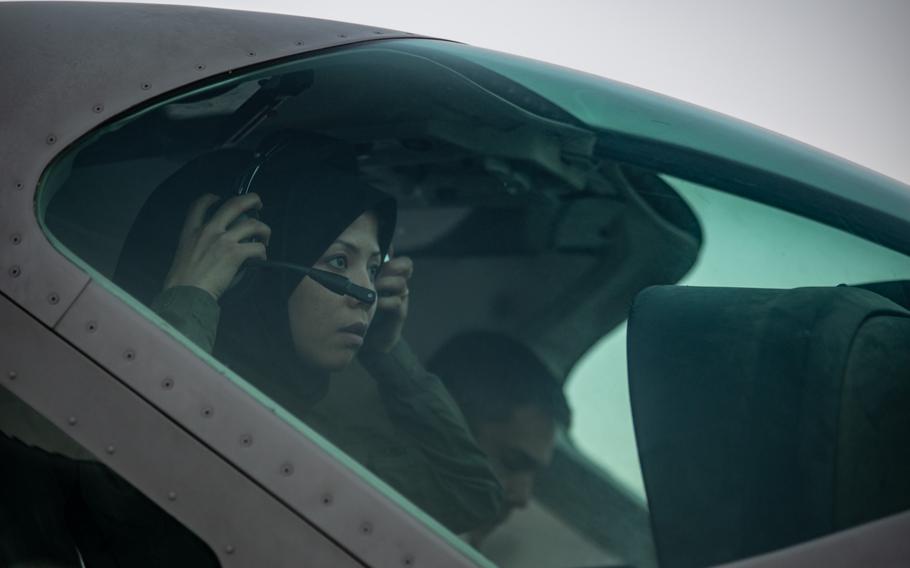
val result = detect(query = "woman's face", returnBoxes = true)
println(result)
[287,212,381,373]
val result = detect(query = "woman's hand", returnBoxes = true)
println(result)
[163,193,271,301]
[363,254,414,353]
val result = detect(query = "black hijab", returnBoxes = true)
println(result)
[115,133,396,408]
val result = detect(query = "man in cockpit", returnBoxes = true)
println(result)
[428,331,571,546]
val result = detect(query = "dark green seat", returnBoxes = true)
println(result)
[627,285,910,568]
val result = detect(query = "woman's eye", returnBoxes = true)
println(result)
[325,255,347,271]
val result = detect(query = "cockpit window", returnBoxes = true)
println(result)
[36,39,910,568]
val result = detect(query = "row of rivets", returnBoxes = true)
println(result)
[23,31,403,193]
[23,34,405,165]
[9,359,347,563]
[58,412,206,551]
[65,295,423,564]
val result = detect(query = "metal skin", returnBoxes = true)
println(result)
[0,3,486,567]
[0,291,361,567]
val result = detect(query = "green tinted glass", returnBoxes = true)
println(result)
[38,38,910,568]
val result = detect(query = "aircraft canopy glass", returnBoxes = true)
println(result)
[30,38,910,568]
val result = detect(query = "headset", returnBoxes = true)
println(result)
[225,141,377,306]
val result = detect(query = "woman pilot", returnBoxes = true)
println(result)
[115,133,502,535]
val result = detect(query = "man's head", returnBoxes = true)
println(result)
[428,331,571,545]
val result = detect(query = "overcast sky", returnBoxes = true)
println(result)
[86,0,910,185]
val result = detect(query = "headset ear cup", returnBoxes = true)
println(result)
[219,140,287,300]
[217,148,272,299]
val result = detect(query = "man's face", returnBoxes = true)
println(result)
[469,403,557,546]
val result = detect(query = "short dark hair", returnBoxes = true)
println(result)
[428,331,571,429]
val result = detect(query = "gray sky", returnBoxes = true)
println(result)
[91,0,910,185]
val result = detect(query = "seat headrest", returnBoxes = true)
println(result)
[627,285,910,568]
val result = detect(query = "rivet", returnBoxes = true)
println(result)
[67,416,78,426]
[402,554,415,566]
[85,321,97,333]
[247,51,256,57]
[47,293,60,305]
[294,41,304,46]
[373,31,385,35]
[225,545,235,555]
[337,34,347,38]
[161,377,175,390]
[239,434,253,447]
[201,405,214,418]
[10,233,22,245]
[123,349,135,361]
[7,371,17,380]
[280,462,294,476]
[15,182,23,190]
[46,135,57,145]
[167,491,177,501]
[105,445,116,454]
[140,82,151,90]
[195,64,206,71]
[9,265,21,278]
[92,104,104,113]
[360,521,373,535]
[321,493,333,506]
